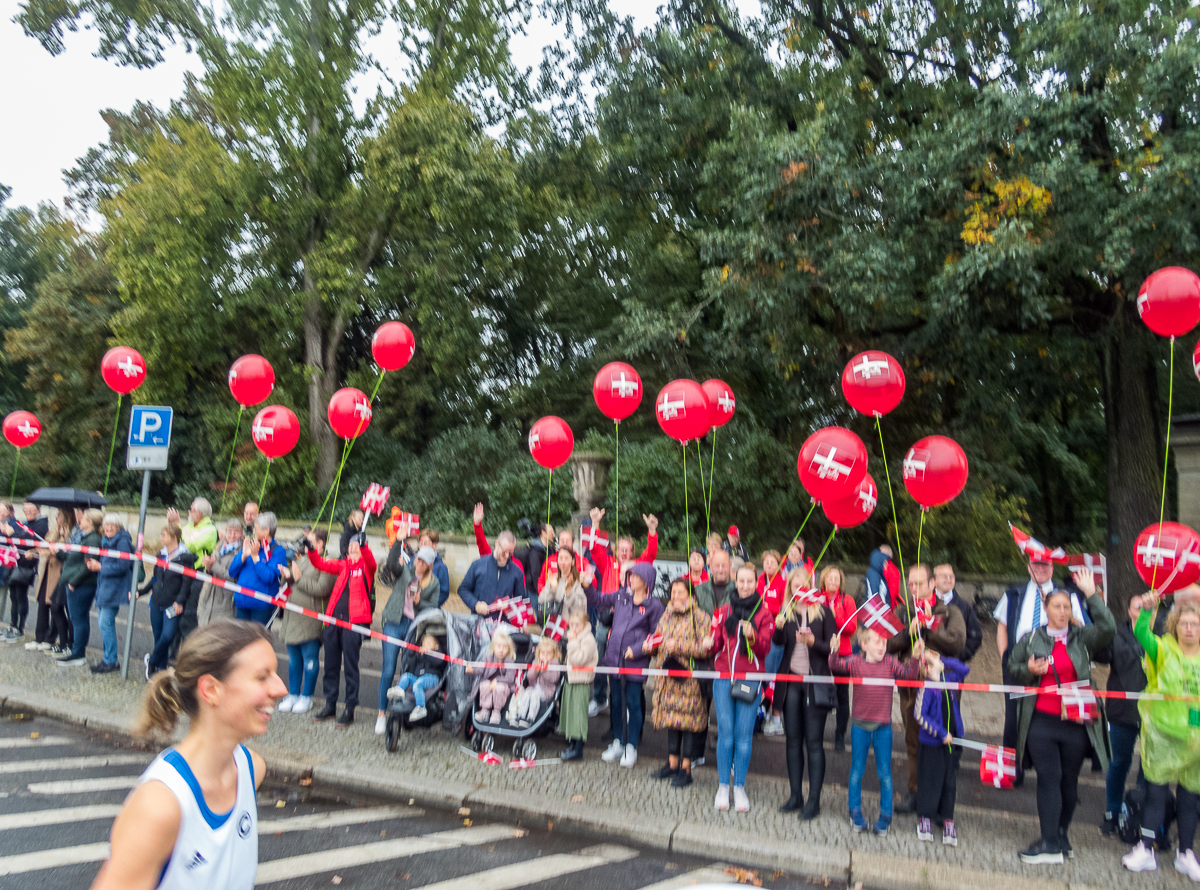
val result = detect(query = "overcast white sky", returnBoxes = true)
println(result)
[1,0,767,214]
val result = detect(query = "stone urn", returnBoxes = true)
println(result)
[569,451,613,532]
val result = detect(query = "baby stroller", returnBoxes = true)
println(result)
[383,609,452,753]
[466,629,565,761]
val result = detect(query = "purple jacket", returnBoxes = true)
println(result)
[915,656,969,746]
[587,585,665,671]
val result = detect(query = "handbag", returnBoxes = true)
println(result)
[9,563,35,587]
[792,611,837,709]
[728,620,762,704]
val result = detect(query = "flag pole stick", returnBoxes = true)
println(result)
[103,393,122,497]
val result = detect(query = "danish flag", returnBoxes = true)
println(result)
[117,356,143,378]
[611,372,639,398]
[852,355,890,380]
[579,525,609,550]
[496,596,535,629]
[478,750,503,765]
[251,420,274,442]
[902,447,929,480]
[645,631,664,650]
[809,444,854,481]
[979,745,1017,789]
[0,546,17,568]
[657,390,686,420]
[1058,683,1099,723]
[789,587,823,607]
[1009,523,1068,564]
[1137,534,1180,568]
[360,483,391,516]
[543,614,569,642]
[861,593,902,638]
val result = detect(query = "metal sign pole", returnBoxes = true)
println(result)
[121,469,151,680]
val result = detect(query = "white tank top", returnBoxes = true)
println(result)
[135,744,258,890]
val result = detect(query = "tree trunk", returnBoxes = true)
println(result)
[304,290,339,492]
[1101,300,1164,612]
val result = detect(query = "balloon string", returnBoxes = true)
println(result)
[103,393,122,498]
[708,431,717,537]
[614,420,619,543]
[912,508,928,652]
[695,439,710,536]
[314,437,352,526]
[315,370,385,527]
[219,406,244,516]
[9,448,18,501]
[811,527,837,575]
[875,415,907,577]
[547,469,553,527]
[683,442,691,583]
[1152,337,1175,590]
[258,459,272,506]
[781,501,818,570]
[325,442,350,541]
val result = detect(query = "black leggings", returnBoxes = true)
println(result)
[8,582,29,633]
[782,680,829,805]
[666,728,704,763]
[1144,782,1198,852]
[37,601,70,647]
[1027,712,1090,844]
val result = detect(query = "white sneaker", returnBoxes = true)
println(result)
[277,695,297,713]
[386,686,407,700]
[410,705,427,721]
[23,640,39,651]
[715,784,730,810]
[37,641,52,651]
[733,785,750,812]
[620,744,638,768]
[374,714,387,735]
[1176,849,1200,882]
[143,653,151,680]
[588,700,600,717]
[601,740,624,762]
[763,715,784,736]
[1124,841,1158,872]
[292,696,313,714]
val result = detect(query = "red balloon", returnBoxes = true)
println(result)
[655,380,711,443]
[796,427,868,503]
[228,355,275,407]
[2,411,41,449]
[100,346,146,395]
[1138,267,1200,338]
[327,387,372,440]
[702,379,736,428]
[372,322,416,372]
[841,351,906,417]
[529,416,574,469]
[1133,521,1200,593]
[822,473,878,529]
[902,435,969,508]
[593,362,643,421]
[250,405,300,459]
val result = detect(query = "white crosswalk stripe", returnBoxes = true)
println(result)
[634,866,735,890]
[258,805,421,833]
[0,754,150,775]
[0,841,111,876]
[412,844,638,890]
[28,776,140,794]
[0,804,123,831]
[0,736,73,749]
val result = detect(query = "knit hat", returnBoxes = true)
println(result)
[415,546,438,566]
[628,562,657,592]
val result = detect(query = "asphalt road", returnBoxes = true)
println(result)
[0,711,839,890]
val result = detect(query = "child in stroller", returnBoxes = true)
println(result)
[468,630,517,724]
[386,634,446,722]
[468,629,566,761]
[509,636,561,727]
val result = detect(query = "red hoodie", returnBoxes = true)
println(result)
[590,533,658,593]
[308,544,376,626]
[756,571,787,616]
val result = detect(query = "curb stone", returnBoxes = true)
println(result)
[849,850,1071,890]
[671,820,850,880]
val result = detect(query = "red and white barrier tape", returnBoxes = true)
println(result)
[2,534,1192,703]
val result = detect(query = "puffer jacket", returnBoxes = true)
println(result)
[278,555,336,645]
[308,544,376,626]
[565,622,599,684]
[586,584,665,671]
[709,594,774,676]
[95,528,134,609]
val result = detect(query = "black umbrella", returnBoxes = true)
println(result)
[26,488,109,510]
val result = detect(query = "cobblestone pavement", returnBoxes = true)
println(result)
[0,633,1163,890]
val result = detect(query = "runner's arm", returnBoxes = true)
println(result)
[249,749,267,789]
[90,781,180,890]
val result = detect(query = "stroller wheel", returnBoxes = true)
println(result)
[522,740,537,760]
[512,739,523,759]
[385,714,402,753]
[481,733,495,754]
[470,728,483,753]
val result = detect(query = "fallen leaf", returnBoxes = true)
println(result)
[332,877,342,885]
[299,777,312,786]
[463,818,472,826]
[571,795,583,803]
[723,866,762,887]
[275,800,285,808]
[380,829,387,836]
[29,732,38,739]
[547,821,553,831]
[457,807,471,816]
[408,798,415,805]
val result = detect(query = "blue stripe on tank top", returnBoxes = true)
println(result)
[241,744,254,789]
[163,749,235,830]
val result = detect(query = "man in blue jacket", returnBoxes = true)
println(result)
[456,530,526,615]
[419,528,453,607]
[229,512,288,624]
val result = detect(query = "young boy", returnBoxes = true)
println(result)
[386,634,446,722]
[829,627,925,836]
[914,650,969,846]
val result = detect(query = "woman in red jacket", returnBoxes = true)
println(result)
[820,565,855,751]
[306,537,376,727]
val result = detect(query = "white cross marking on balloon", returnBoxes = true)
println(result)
[16,421,36,439]
[658,391,685,420]
[716,391,735,414]
[863,597,899,635]
[611,373,639,398]
[117,356,143,377]
[228,368,238,383]
[858,485,877,513]
[252,422,274,441]
[353,400,371,421]
[853,356,889,380]
[810,445,853,480]
[1137,536,1177,567]
[528,430,540,450]
[902,449,927,480]
[1137,292,1149,318]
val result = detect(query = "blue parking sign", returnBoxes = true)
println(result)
[126,406,173,470]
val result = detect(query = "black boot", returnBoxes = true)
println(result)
[895,791,918,814]
[780,715,804,812]
[652,763,679,780]
[312,702,337,722]
[803,736,825,821]
[560,740,583,762]
[335,707,354,728]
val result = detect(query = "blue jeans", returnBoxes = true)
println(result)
[609,677,645,747]
[67,585,96,660]
[98,606,119,665]
[1107,721,1141,815]
[765,642,784,710]
[849,723,894,820]
[378,620,412,710]
[236,606,272,625]
[148,603,180,673]
[393,673,440,707]
[287,639,322,697]
[713,679,760,787]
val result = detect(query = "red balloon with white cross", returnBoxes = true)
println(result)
[593,362,643,421]
[823,473,878,528]
[327,387,373,440]
[100,346,146,395]
[701,379,736,428]
[655,379,711,443]
[2,411,41,449]
[528,416,574,469]
[251,405,300,459]
[1133,521,1200,593]
[841,350,906,417]
[796,426,868,503]
[902,435,969,508]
